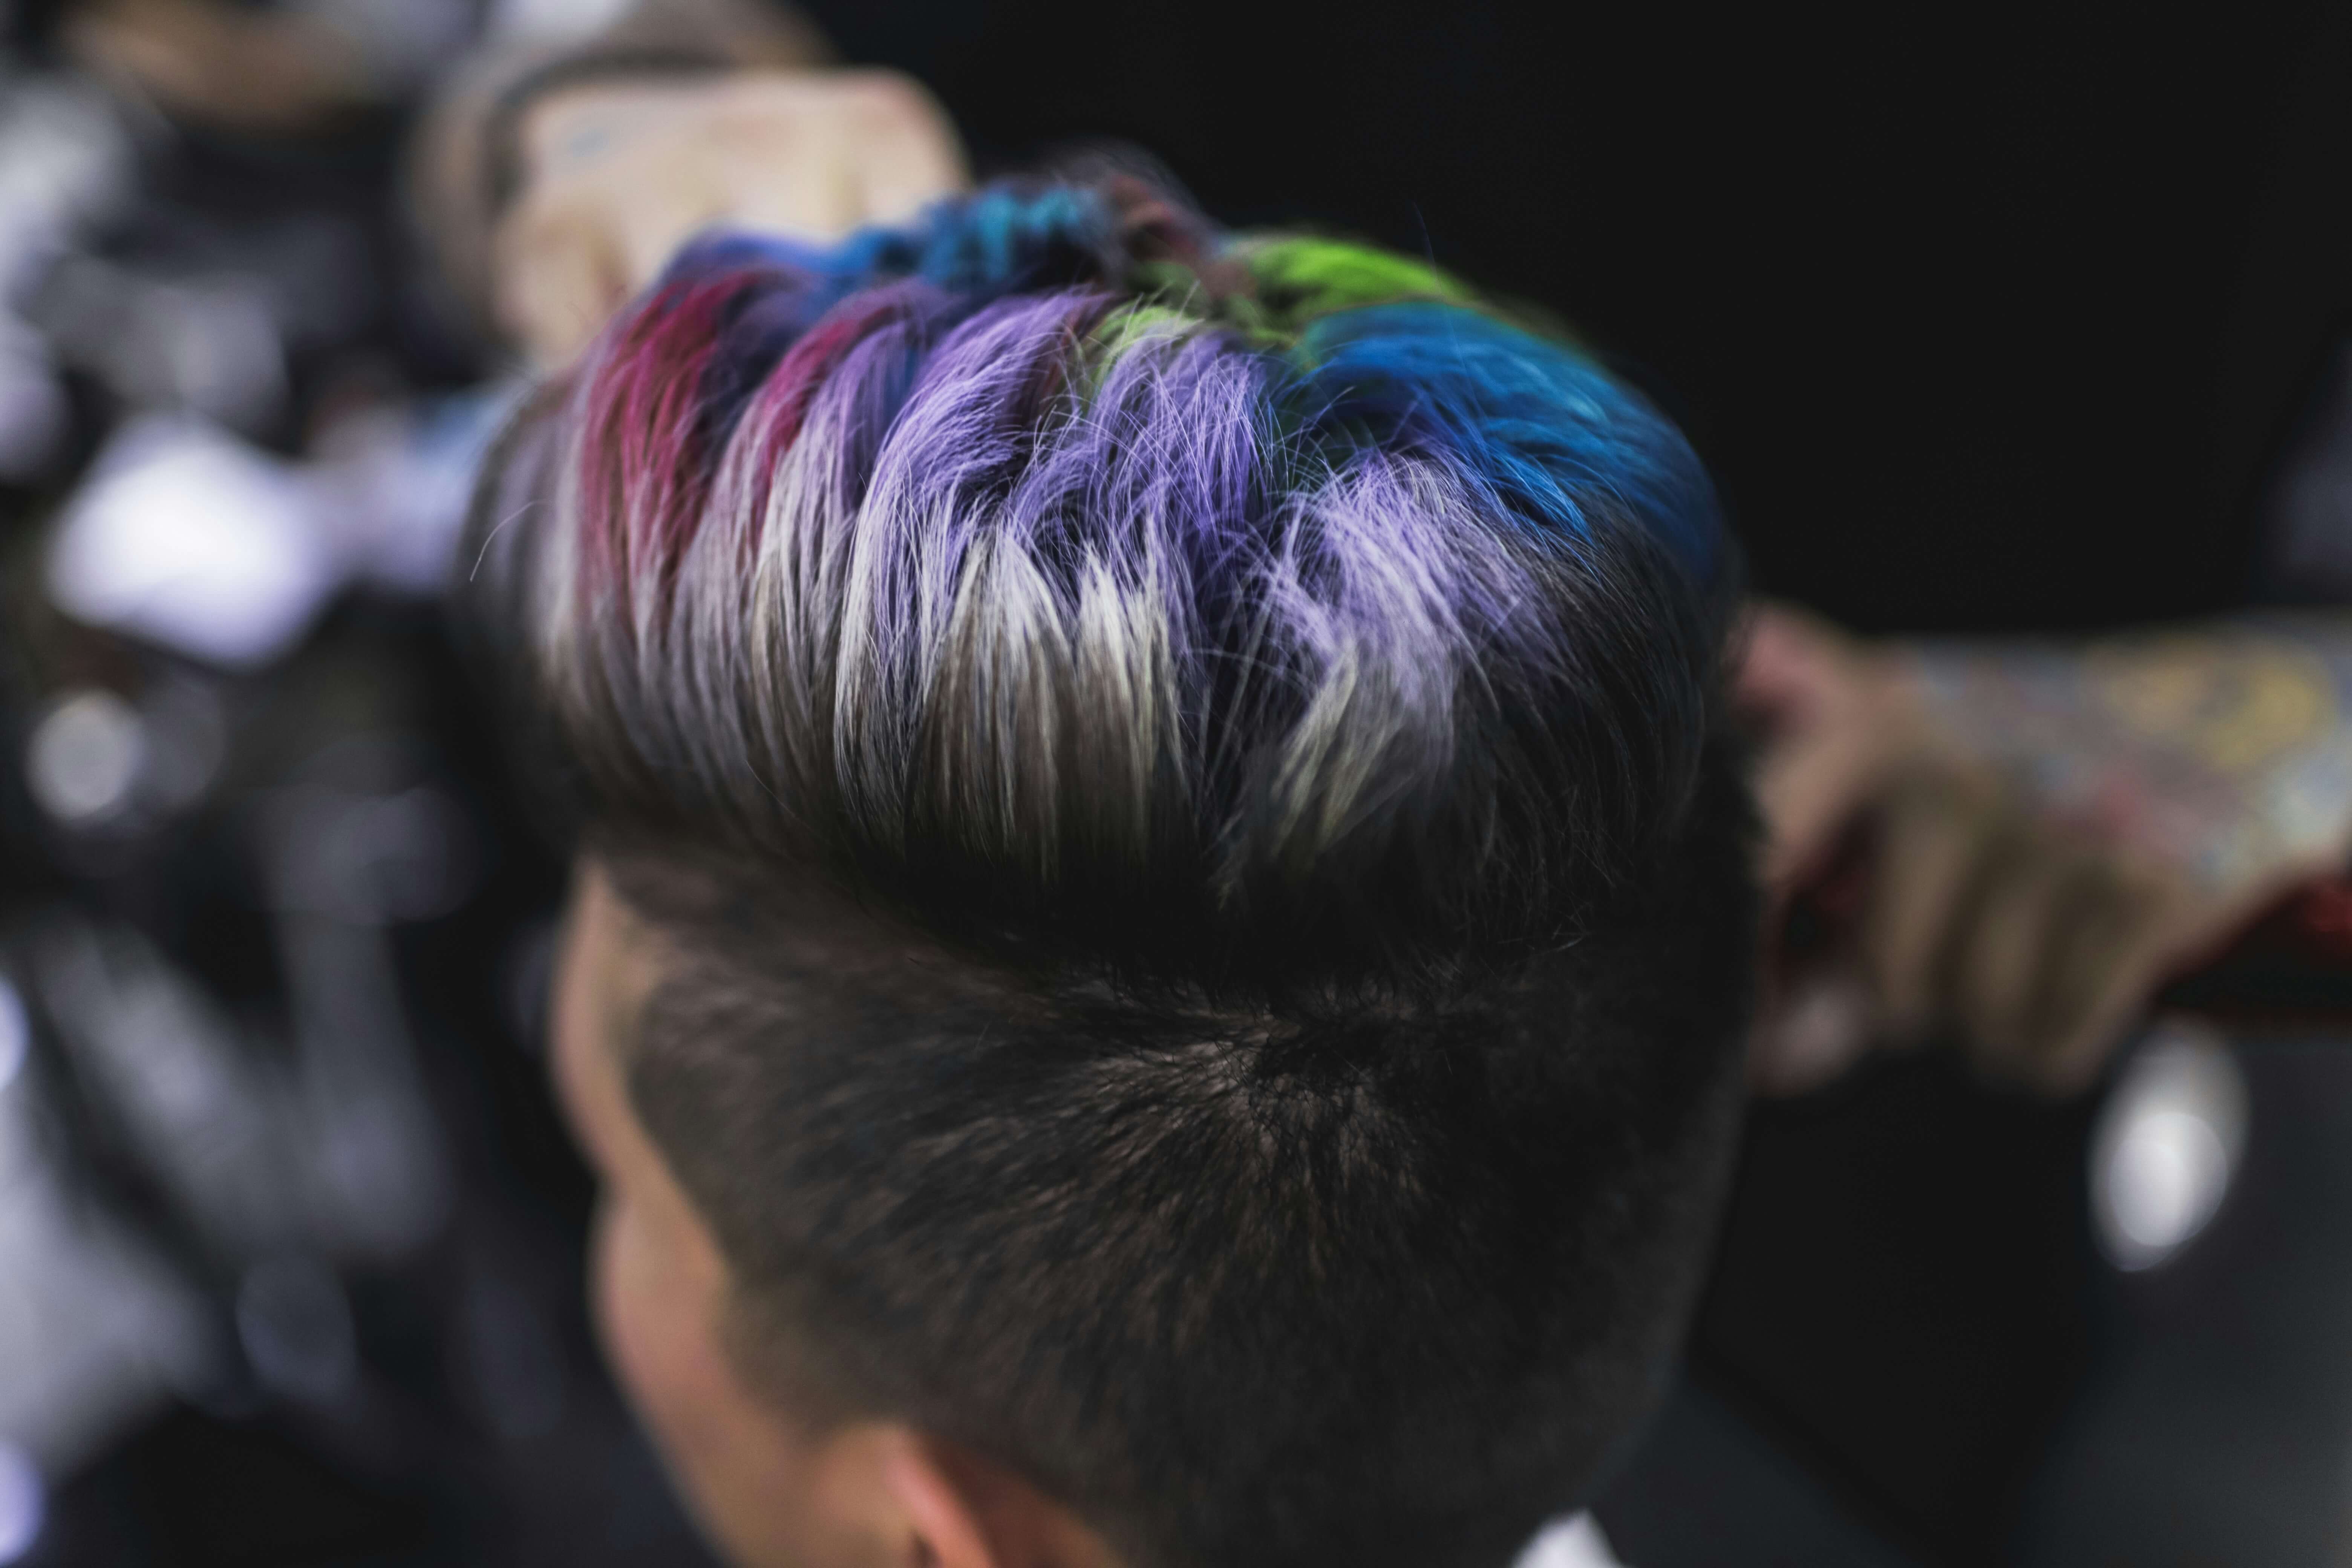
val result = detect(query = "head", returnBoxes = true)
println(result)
[473,174,1756,1568]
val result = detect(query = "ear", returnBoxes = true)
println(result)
[870,1429,1123,1568]
[873,1430,1001,1568]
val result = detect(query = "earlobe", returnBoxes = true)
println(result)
[864,1427,1123,1568]
[877,1431,1001,1568]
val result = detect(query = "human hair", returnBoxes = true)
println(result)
[466,173,1756,1568]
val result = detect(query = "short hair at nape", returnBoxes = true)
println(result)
[467,173,1756,1568]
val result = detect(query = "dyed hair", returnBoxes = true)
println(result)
[469,175,1754,1568]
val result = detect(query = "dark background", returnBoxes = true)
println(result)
[805,0,2352,634]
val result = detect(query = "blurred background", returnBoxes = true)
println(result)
[2,2,2352,1565]
[0,3,717,1563]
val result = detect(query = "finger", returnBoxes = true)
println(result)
[1946,828,2082,1076]
[2019,859,2189,1094]
[1735,601,1846,714]
[609,158,735,294]
[723,140,865,246]
[839,71,971,222]
[495,198,630,367]
[1755,721,1883,894]
[1861,767,2004,1036]
[1742,610,1920,895]
[1746,620,1868,891]
[858,136,969,225]
[700,83,864,245]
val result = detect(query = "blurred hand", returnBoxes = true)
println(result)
[496,69,969,366]
[1742,608,2352,1097]
[1738,603,1924,898]
[1736,603,1927,1092]
[67,0,381,133]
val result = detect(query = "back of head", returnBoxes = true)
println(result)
[470,172,1755,1568]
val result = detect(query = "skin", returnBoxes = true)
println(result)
[548,861,1119,1568]
[502,71,969,367]
[1741,604,2331,1096]
[66,0,382,134]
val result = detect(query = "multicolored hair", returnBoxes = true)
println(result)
[469,174,1752,1568]
[487,173,1732,983]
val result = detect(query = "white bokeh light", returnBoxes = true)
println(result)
[2092,1019,2248,1272]
[1513,1513,1623,1568]
[25,689,145,827]
[2105,1109,2231,1255]
[45,416,335,669]
[0,1443,43,1564]
[0,977,25,1095]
